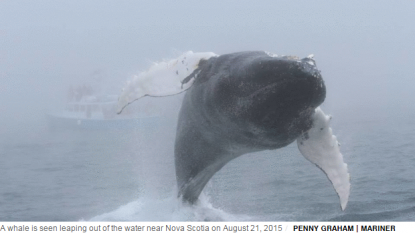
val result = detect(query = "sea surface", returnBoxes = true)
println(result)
[1,105,415,221]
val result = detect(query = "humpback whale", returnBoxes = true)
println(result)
[117,51,350,210]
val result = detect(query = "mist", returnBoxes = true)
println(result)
[2,1,415,128]
[1,0,415,221]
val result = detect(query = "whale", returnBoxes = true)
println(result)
[117,51,350,210]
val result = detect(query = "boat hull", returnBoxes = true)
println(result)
[46,113,159,131]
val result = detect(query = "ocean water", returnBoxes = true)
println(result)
[1,105,415,221]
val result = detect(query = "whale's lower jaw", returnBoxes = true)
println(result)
[174,114,301,205]
[177,163,221,204]
[176,149,240,204]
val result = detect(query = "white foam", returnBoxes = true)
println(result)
[265,51,279,57]
[89,192,249,221]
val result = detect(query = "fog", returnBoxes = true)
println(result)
[1,0,415,221]
[2,1,415,132]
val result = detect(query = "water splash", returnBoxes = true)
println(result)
[88,192,249,221]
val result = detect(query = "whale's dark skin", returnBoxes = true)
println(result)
[175,51,326,204]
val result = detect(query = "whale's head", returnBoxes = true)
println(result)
[200,51,326,147]
[175,51,349,210]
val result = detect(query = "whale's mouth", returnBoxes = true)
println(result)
[241,75,324,116]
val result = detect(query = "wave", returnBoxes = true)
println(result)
[328,204,415,221]
[88,192,251,222]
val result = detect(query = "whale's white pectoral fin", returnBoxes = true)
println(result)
[297,107,350,210]
[117,51,218,113]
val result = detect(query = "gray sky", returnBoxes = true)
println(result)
[1,1,415,129]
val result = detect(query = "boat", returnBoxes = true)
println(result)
[46,94,159,131]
